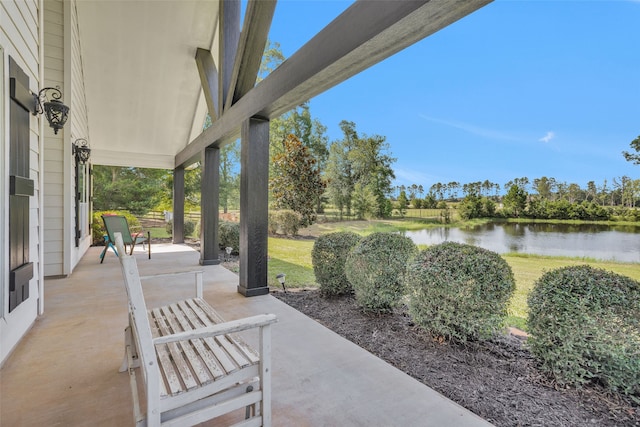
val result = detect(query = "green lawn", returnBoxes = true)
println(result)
[503,253,640,330]
[268,220,640,332]
[267,237,316,290]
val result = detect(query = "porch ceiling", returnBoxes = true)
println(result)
[76,0,218,169]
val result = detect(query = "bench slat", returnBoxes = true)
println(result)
[169,302,224,382]
[183,299,239,374]
[162,304,216,387]
[194,299,260,365]
[153,337,183,396]
[152,308,198,394]
[174,301,226,380]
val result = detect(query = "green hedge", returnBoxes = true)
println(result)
[405,242,515,341]
[345,232,417,313]
[527,266,640,396]
[311,232,361,297]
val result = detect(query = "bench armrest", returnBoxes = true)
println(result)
[153,314,277,345]
[139,270,203,281]
[140,271,204,298]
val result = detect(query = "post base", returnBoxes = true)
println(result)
[237,285,270,297]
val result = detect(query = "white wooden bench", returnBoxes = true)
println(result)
[113,233,277,427]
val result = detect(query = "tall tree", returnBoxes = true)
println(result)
[586,181,597,202]
[258,40,285,82]
[325,135,355,218]
[342,121,395,218]
[567,183,583,204]
[622,135,640,165]
[219,141,240,213]
[325,121,395,219]
[396,190,408,217]
[202,114,240,212]
[533,176,556,200]
[503,182,528,217]
[93,166,167,215]
[352,181,377,219]
[269,134,325,226]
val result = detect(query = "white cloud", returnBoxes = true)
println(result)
[418,114,522,142]
[539,131,555,143]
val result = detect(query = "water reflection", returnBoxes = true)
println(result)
[405,222,640,263]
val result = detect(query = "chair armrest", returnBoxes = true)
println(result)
[153,314,277,345]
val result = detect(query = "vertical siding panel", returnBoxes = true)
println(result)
[43,0,64,277]
[68,0,91,269]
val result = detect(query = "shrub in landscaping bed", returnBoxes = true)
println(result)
[345,232,417,313]
[527,266,640,396]
[218,221,240,253]
[165,220,196,237]
[268,210,303,236]
[405,242,515,341]
[267,211,278,235]
[311,232,361,297]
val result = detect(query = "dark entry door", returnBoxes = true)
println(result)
[8,57,35,312]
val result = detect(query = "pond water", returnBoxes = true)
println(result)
[404,222,640,263]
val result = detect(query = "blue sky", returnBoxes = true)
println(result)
[266,0,640,192]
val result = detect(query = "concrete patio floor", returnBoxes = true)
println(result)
[1,243,493,426]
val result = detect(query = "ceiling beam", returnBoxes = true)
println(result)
[176,0,492,167]
[219,0,240,112]
[195,48,219,121]
[224,0,277,112]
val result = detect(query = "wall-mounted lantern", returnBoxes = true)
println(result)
[32,87,69,134]
[73,138,91,164]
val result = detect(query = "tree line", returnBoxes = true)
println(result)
[91,41,640,226]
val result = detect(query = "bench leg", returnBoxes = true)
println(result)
[245,385,255,420]
[119,326,140,372]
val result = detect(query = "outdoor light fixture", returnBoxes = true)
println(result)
[225,246,233,261]
[73,138,91,164]
[33,86,70,134]
[276,273,286,293]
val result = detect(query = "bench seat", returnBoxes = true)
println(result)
[149,297,259,398]
[114,233,276,427]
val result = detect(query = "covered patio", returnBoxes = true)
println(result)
[1,244,491,426]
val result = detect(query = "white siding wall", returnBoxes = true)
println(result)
[0,0,42,365]
[42,0,90,276]
[44,1,69,277]
[43,0,65,276]
[67,0,91,268]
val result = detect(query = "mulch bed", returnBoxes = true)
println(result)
[273,289,639,427]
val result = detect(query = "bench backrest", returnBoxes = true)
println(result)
[114,233,162,403]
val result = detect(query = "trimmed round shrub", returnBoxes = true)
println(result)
[405,242,515,341]
[219,221,240,253]
[345,232,417,313]
[527,266,640,396]
[311,232,361,297]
